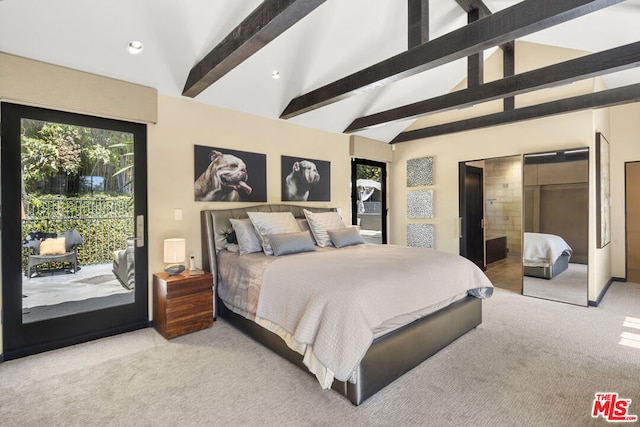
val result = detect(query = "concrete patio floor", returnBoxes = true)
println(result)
[22,263,132,310]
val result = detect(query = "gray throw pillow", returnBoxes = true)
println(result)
[58,228,83,252]
[229,218,262,255]
[247,212,301,255]
[269,231,316,256]
[328,227,365,248]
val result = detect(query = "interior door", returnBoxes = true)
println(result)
[351,159,387,244]
[459,163,484,269]
[626,161,640,283]
[1,102,149,359]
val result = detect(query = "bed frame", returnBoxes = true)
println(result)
[201,204,482,405]
[523,253,570,280]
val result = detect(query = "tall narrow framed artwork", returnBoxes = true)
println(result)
[194,145,267,202]
[595,132,611,248]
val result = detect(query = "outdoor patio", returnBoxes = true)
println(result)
[22,263,134,323]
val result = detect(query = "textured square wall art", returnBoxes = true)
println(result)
[407,223,435,249]
[407,189,434,219]
[407,156,433,187]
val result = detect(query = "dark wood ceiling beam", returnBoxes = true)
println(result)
[391,82,640,143]
[503,42,515,111]
[467,8,484,89]
[281,0,621,119]
[454,0,514,54]
[344,41,640,133]
[453,0,491,16]
[408,0,429,48]
[182,0,326,98]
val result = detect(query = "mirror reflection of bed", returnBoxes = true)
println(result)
[522,149,589,306]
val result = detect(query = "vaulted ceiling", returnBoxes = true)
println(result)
[1,0,639,143]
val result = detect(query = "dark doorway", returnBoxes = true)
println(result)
[351,159,387,244]
[459,163,484,269]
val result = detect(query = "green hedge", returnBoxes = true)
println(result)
[22,195,134,267]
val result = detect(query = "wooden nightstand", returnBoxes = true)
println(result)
[153,270,214,339]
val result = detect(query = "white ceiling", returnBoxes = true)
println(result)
[1,0,640,142]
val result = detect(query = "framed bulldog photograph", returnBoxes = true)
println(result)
[194,145,266,202]
[281,155,330,202]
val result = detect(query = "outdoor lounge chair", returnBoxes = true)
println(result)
[113,237,135,290]
[23,229,83,278]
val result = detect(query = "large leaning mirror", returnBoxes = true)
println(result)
[522,148,589,306]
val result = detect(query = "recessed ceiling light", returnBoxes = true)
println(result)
[271,70,280,79]
[128,41,144,55]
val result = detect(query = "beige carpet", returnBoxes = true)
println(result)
[1,282,639,426]
[523,263,588,306]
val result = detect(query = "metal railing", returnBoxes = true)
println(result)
[22,197,134,267]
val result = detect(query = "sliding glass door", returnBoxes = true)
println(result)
[1,103,149,359]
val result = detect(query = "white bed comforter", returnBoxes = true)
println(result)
[255,244,493,388]
[523,232,573,267]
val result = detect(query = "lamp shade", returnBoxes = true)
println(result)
[163,238,186,264]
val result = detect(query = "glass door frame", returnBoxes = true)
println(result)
[1,102,149,360]
[351,158,387,244]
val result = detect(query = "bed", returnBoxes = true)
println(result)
[523,232,573,280]
[201,204,493,405]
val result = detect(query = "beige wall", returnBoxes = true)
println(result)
[2,41,640,355]
[147,95,352,280]
[390,111,605,301]
[0,52,157,123]
[0,54,350,355]
[390,41,615,302]
[610,103,640,278]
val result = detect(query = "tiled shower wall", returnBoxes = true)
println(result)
[485,156,522,255]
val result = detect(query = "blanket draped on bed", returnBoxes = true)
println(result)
[254,244,493,387]
[523,232,573,267]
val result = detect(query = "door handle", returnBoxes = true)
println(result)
[135,214,145,248]
[458,217,463,238]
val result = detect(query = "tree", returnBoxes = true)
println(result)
[356,164,381,182]
[21,119,134,196]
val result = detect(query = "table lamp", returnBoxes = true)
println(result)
[163,238,186,275]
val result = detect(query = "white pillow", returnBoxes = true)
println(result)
[247,212,301,255]
[303,209,345,247]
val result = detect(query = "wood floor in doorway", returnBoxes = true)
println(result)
[484,254,522,294]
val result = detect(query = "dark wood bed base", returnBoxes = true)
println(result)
[201,205,483,405]
[523,253,570,280]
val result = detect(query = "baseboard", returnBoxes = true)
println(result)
[588,277,616,307]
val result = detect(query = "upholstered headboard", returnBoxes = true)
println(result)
[200,204,336,281]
